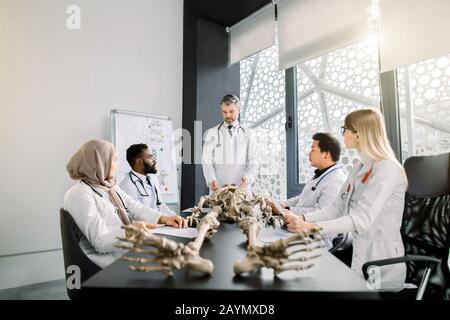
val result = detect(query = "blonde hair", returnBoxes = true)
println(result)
[344,108,408,189]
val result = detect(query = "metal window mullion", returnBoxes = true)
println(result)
[414,116,450,134]
[299,64,319,85]
[249,106,284,128]
[286,67,302,198]
[379,70,403,161]
[321,84,379,107]
[319,56,327,79]
[404,67,416,156]
[318,90,331,131]
[318,57,331,131]
[241,55,260,121]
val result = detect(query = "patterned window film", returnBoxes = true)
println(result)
[397,54,450,160]
[240,46,287,199]
[296,38,381,182]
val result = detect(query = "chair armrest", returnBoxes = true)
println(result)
[362,254,441,280]
[329,233,351,253]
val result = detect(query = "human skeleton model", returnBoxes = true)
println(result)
[116,185,323,276]
[186,185,275,226]
[115,207,221,275]
[234,216,324,275]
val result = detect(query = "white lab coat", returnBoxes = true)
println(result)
[202,121,258,192]
[119,170,176,216]
[285,164,347,215]
[304,156,407,291]
[286,164,347,249]
[63,181,163,268]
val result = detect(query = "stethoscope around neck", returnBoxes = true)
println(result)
[311,166,341,191]
[216,121,246,148]
[81,180,129,212]
[129,172,161,206]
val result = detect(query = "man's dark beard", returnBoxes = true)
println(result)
[143,162,157,174]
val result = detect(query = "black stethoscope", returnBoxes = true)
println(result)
[81,180,128,212]
[216,121,246,148]
[311,166,341,191]
[129,172,161,206]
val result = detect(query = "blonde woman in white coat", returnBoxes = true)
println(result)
[284,108,407,291]
[64,140,187,268]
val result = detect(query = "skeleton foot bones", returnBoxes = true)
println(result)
[234,227,326,275]
[115,208,221,276]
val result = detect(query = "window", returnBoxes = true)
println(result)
[295,38,381,183]
[240,46,286,198]
[239,38,450,199]
[397,54,450,160]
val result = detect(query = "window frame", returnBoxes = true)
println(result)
[285,68,403,197]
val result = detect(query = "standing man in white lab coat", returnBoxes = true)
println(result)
[120,143,177,216]
[266,132,347,249]
[202,94,259,193]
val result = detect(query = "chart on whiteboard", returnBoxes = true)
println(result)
[112,109,179,205]
[147,118,177,198]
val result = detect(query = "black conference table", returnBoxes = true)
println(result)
[81,220,379,300]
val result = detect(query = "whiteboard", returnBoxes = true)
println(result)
[111,109,179,205]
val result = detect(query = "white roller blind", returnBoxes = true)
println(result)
[379,0,450,72]
[277,0,372,70]
[229,4,275,66]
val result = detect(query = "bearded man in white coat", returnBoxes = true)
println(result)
[202,94,259,193]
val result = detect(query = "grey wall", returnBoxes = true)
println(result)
[0,0,183,289]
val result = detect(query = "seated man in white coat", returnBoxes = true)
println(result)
[267,132,347,248]
[120,143,177,216]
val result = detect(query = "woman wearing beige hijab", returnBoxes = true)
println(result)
[64,139,187,268]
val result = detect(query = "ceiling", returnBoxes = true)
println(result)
[188,0,272,27]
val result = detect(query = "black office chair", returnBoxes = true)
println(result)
[60,208,101,300]
[362,152,450,300]
[330,232,353,267]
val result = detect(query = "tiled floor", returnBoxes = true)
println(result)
[0,279,68,300]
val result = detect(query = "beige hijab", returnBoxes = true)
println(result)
[66,139,131,225]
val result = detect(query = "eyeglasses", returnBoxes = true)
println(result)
[341,126,357,136]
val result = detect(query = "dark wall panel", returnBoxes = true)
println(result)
[181,13,239,209]
[181,1,198,210]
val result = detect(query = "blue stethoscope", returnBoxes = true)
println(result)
[216,121,246,148]
[311,166,341,191]
[129,172,161,206]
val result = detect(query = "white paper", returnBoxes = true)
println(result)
[259,227,293,243]
[182,207,212,213]
[149,226,198,239]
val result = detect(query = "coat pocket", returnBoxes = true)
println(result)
[366,240,406,291]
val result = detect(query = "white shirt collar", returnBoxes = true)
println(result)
[313,163,341,179]
[223,120,239,128]
[131,170,147,182]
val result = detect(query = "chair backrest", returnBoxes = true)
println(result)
[402,152,450,295]
[60,208,101,299]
